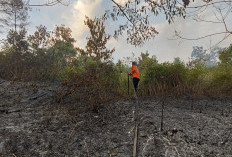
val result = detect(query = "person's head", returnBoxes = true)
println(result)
[132,61,137,66]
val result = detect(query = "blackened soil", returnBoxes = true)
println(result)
[0,79,232,157]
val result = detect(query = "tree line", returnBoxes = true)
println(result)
[0,0,232,107]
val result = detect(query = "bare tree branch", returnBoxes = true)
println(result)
[214,33,231,47]
[187,0,232,9]
[173,0,232,46]
[193,16,223,23]
[175,31,229,40]
[224,5,232,19]
[218,7,229,32]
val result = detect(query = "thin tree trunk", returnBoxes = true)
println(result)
[14,10,17,32]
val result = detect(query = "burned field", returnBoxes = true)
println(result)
[0,79,232,157]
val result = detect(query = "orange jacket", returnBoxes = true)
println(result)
[130,65,140,79]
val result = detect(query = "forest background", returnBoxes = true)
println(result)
[1,0,232,109]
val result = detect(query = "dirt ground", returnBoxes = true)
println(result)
[0,79,232,157]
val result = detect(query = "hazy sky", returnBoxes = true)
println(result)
[10,0,232,62]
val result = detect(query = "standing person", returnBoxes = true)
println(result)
[129,61,140,92]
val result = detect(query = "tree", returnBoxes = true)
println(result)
[191,46,223,67]
[28,25,76,62]
[219,44,232,65]
[6,28,29,54]
[49,25,77,62]
[78,16,115,61]
[27,25,77,74]
[138,51,158,70]
[51,25,76,44]
[0,0,30,32]
[109,0,232,46]
[28,25,50,52]
[191,46,206,59]
[208,47,223,66]
[173,57,181,64]
[0,0,70,32]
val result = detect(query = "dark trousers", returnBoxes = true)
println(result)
[133,77,140,91]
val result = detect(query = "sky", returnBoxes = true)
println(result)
[3,0,232,63]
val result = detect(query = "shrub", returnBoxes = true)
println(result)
[185,64,207,95]
[59,57,122,111]
[208,65,232,95]
[141,62,188,96]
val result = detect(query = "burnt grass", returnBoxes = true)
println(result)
[0,79,232,157]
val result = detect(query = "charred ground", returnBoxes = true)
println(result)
[0,79,232,157]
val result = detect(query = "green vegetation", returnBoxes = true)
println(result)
[1,17,232,103]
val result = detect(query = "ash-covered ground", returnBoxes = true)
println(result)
[0,79,232,157]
